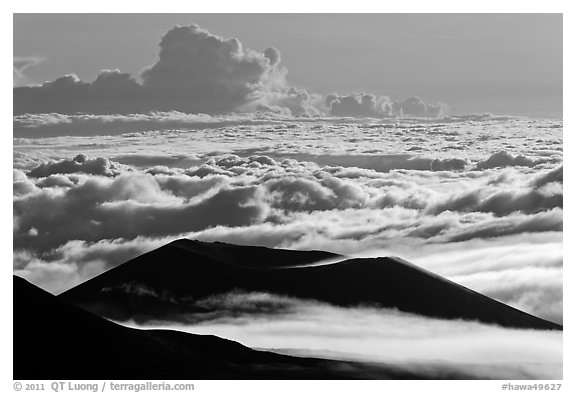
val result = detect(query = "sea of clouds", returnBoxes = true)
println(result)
[13,22,563,379]
[13,115,563,326]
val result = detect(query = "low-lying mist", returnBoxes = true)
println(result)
[120,291,562,379]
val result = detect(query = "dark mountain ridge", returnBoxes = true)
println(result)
[60,239,561,330]
[15,276,488,380]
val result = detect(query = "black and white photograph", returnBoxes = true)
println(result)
[9,9,568,388]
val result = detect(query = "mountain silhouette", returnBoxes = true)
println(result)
[15,275,491,380]
[60,239,561,330]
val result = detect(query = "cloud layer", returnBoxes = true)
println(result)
[123,292,562,379]
[14,152,562,251]
[14,123,563,325]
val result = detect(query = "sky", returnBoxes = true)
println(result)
[13,13,562,117]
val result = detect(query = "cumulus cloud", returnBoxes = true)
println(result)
[326,94,448,118]
[28,154,125,178]
[391,96,448,118]
[475,151,546,170]
[14,152,563,254]
[154,174,228,200]
[13,25,448,119]
[532,165,563,187]
[264,176,367,212]
[13,172,267,253]
[256,87,324,116]
[278,153,469,172]
[140,25,288,113]
[12,25,317,117]
[13,169,38,196]
[326,93,393,118]
[13,70,145,115]
[444,209,562,242]
[427,183,563,216]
